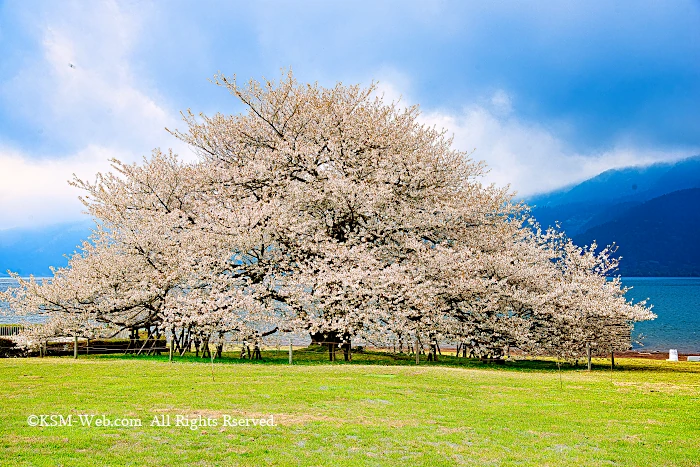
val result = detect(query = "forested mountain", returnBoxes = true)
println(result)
[572,189,700,276]
[529,155,700,276]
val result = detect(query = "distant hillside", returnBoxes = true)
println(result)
[527,154,700,276]
[529,155,700,236]
[0,220,93,277]
[573,189,700,277]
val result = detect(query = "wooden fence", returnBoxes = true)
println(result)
[0,325,23,337]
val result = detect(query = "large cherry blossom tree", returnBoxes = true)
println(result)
[1,71,655,360]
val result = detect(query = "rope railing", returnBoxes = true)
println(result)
[0,333,647,365]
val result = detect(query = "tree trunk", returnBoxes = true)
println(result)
[174,327,184,353]
[146,328,161,356]
[136,325,154,356]
[328,342,335,361]
[342,339,351,361]
[201,338,211,359]
[180,327,193,357]
[310,331,341,361]
[126,327,136,354]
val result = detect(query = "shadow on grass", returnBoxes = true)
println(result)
[77,347,700,374]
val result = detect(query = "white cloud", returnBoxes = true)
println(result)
[489,90,512,116]
[0,0,194,230]
[419,95,698,198]
[365,67,415,113]
[2,1,179,152]
[0,145,126,229]
[369,81,692,198]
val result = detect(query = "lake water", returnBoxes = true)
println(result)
[0,278,49,324]
[2,277,699,352]
[622,277,700,353]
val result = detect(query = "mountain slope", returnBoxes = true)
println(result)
[529,155,700,236]
[572,189,700,276]
[527,155,700,276]
[530,155,700,208]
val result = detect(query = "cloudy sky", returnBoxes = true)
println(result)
[0,0,698,229]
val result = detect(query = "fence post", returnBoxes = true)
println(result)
[74,336,78,359]
[586,342,591,371]
[415,339,420,365]
[169,336,173,363]
[210,342,215,382]
[289,340,293,365]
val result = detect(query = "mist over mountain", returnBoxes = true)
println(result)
[529,155,700,276]
[529,155,700,235]
[0,220,93,277]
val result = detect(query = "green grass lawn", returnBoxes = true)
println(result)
[1,351,699,466]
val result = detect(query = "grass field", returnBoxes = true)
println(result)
[1,351,699,466]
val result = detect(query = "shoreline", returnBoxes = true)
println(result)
[615,350,699,360]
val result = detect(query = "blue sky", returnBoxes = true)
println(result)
[0,0,698,229]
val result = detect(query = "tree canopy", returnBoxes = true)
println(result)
[2,71,654,360]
